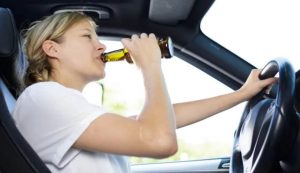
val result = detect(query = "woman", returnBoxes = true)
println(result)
[12,12,276,173]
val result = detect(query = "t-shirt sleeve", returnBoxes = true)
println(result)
[13,83,106,168]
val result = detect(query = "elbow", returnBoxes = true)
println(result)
[148,134,178,159]
[157,139,178,158]
[139,125,178,158]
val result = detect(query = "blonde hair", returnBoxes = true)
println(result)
[23,12,96,87]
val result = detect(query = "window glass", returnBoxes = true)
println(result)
[201,1,300,71]
[83,40,246,164]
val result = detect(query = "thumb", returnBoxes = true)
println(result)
[121,38,132,51]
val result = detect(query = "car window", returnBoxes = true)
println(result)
[201,1,300,70]
[83,39,246,164]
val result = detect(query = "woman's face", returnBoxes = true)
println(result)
[55,19,106,84]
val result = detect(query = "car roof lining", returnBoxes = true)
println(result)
[148,0,196,25]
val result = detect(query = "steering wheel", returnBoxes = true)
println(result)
[230,59,297,173]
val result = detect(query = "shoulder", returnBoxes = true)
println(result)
[18,81,83,103]
[13,81,105,123]
[25,81,80,96]
[14,81,90,116]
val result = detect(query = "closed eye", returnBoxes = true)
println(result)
[83,34,92,39]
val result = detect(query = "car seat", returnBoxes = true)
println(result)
[0,7,51,173]
[295,70,300,113]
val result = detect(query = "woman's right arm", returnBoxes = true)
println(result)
[73,33,178,158]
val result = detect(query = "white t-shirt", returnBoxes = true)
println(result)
[12,82,131,173]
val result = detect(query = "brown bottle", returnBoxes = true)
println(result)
[101,36,174,63]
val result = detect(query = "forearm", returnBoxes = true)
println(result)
[174,90,248,128]
[137,66,176,142]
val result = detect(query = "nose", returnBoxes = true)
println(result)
[96,40,106,52]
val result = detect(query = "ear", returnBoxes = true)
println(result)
[42,40,60,58]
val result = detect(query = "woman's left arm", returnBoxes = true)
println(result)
[174,69,277,128]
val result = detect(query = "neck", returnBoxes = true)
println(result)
[50,71,87,91]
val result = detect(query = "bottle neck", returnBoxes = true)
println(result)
[102,48,129,62]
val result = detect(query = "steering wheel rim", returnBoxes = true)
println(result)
[230,58,296,173]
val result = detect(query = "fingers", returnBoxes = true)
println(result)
[250,69,261,77]
[122,33,156,48]
[251,68,276,80]
[121,33,161,68]
[131,34,139,40]
[128,33,156,40]
[140,33,148,39]
[149,33,156,39]
[249,68,277,88]
[261,77,277,87]
[121,38,130,45]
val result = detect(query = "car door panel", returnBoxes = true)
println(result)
[131,157,230,173]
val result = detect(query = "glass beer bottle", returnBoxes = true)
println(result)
[101,36,174,63]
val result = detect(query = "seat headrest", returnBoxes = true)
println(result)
[0,7,25,97]
[0,8,18,59]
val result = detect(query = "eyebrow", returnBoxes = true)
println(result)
[80,28,93,32]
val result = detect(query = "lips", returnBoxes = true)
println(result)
[98,52,107,62]
[96,56,106,67]
[96,55,103,62]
